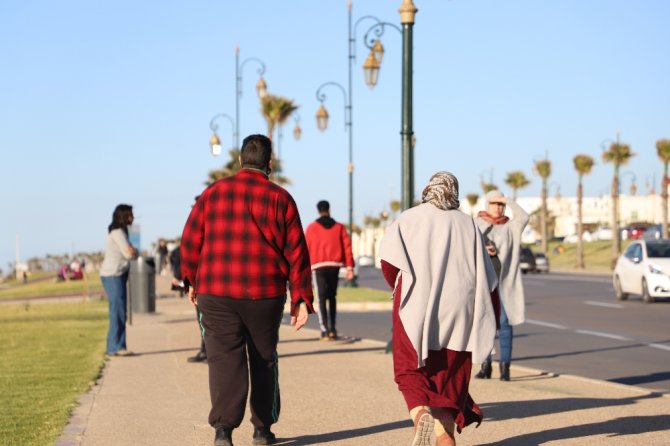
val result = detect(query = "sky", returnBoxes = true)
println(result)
[2,0,669,270]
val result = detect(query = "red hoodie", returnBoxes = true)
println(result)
[305,216,355,270]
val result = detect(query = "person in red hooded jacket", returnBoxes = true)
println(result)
[304,200,355,341]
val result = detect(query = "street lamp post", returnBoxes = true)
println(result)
[360,3,416,210]
[316,81,353,234]
[314,3,389,235]
[601,131,624,268]
[620,171,637,196]
[235,46,267,150]
[399,0,417,210]
[209,113,236,157]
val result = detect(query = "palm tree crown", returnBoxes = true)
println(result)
[573,155,595,178]
[261,94,298,139]
[504,171,530,199]
[602,142,635,167]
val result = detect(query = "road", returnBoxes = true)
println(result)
[305,267,670,395]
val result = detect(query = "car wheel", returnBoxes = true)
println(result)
[641,278,655,303]
[614,276,628,301]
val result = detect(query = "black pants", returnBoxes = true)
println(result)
[197,295,285,430]
[195,306,206,354]
[313,267,340,335]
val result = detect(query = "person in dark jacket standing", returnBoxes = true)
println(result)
[304,200,355,341]
[181,134,314,446]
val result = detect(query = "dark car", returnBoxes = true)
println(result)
[533,251,550,273]
[519,247,536,274]
[642,224,662,240]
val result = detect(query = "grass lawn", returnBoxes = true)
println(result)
[0,300,108,446]
[542,240,632,274]
[337,285,392,303]
[0,272,103,301]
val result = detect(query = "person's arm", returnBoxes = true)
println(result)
[111,230,137,259]
[505,198,530,234]
[341,224,355,280]
[283,197,315,321]
[181,196,206,304]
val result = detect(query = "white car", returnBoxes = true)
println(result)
[613,239,670,303]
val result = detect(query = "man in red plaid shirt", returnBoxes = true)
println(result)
[181,134,314,446]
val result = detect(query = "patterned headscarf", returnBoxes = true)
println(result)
[421,171,460,210]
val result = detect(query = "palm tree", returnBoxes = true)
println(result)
[261,94,298,169]
[504,171,531,200]
[573,154,595,269]
[389,200,401,219]
[465,193,479,217]
[480,181,498,194]
[656,139,670,238]
[533,158,551,255]
[602,140,635,268]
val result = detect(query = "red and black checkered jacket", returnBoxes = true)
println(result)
[180,168,314,314]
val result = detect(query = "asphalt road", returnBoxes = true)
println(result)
[306,267,670,395]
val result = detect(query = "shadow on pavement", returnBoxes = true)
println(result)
[477,415,670,445]
[274,419,412,445]
[612,370,670,386]
[280,346,385,359]
[480,393,663,421]
[129,347,197,356]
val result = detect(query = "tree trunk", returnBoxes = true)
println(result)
[541,179,548,255]
[611,171,620,270]
[576,180,584,269]
[663,163,669,239]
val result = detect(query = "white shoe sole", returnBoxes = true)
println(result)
[411,412,434,446]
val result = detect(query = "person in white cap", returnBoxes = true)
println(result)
[475,189,529,381]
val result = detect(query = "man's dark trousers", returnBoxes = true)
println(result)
[197,294,285,430]
[313,266,340,335]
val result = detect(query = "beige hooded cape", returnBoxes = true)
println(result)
[380,203,498,367]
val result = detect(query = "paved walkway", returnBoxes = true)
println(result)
[56,292,670,445]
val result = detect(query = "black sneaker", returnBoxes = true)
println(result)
[187,351,207,363]
[252,427,276,445]
[214,427,233,446]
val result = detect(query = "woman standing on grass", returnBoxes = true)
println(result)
[100,204,137,356]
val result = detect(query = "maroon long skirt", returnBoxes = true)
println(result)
[385,262,483,433]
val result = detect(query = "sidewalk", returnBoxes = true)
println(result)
[57,295,670,446]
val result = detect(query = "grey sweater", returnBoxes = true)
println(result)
[100,228,134,277]
[475,200,529,326]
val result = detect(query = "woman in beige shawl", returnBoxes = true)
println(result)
[379,172,500,446]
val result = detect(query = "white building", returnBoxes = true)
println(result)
[353,192,665,262]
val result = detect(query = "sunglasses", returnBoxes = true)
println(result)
[489,202,506,206]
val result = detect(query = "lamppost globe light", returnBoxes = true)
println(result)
[210,133,222,156]
[293,123,302,140]
[316,104,329,132]
[372,39,385,63]
[363,51,380,88]
[256,77,267,99]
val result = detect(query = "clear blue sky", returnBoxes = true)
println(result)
[2,0,669,270]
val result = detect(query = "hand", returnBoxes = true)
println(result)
[290,303,309,331]
[486,245,497,256]
[345,268,354,281]
[188,288,197,306]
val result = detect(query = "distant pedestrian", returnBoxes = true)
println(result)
[304,200,355,341]
[181,134,314,446]
[100,204,138,357]
[475,190,529,381]
[157,239,169,276]
[379,172,500,446]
